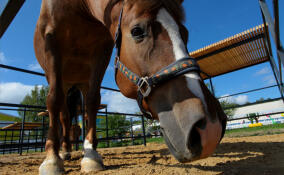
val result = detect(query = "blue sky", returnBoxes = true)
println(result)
[0,0,283,117]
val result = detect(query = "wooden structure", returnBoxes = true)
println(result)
[37,104,107,119]
[190,24,268,79]
[190,17,283,101]
[2,122,42,129]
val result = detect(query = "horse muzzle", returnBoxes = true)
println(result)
[159,108,223,163]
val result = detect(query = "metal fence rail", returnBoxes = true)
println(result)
[0,103,150,155]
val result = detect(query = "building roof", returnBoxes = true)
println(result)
[190,24,269,79]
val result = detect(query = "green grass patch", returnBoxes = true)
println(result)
[146,137,164,144]
[0,113,21,123]
[0,130,21,141]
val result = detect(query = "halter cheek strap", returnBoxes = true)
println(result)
[116,57,200,119]
[113,5,201,119]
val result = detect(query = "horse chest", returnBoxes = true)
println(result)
[54,20,113,82]
[57,23,109,56]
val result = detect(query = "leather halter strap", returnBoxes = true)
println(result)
[114,4,200,119]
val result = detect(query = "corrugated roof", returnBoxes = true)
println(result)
[190,24,269,79]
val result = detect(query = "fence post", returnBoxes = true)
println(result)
[106,108,109,147]
[4,130,7,154]
[41,116,45,152]
[19,107,26,155]
[10,130,14,153]
[130,118,134,145]
[141,116,146,146]
[209,77,215,97]
[35,128,38,152]
[27,130,31,153]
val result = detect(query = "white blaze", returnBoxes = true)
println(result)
[156,8,187,60]
[156,8,206,105]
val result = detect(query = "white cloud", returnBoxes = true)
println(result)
[234,95,249,105]
[0,82,34,104]
[28,63,43,72]
[219,94,249,105]
[262,75,276,85]
[0,52,6,64]
[101,90,139,114]
[254,66,276,85]
[254,66,270,76]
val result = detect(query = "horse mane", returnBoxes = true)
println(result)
[126,0,185,23]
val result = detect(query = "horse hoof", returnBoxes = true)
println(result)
[39,156,64,175]
[59,152,71,160]
[81,150,104,173]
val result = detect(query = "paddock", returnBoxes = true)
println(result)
[0,133,284,175]
[1,0,284,175]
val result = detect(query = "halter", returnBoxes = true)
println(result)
[114,5,200,119]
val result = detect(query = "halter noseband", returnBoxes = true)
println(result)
[114,5,200,119]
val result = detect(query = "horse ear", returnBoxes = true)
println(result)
[175,0,184,4]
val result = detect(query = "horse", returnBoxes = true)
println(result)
[34,0,227,174]
[37,86,82,160]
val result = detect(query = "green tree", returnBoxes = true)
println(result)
[101,114,131,138]
[18,85,49,122]
[247,113,259,124]
[256,97,265,103]
[220,99,238,120]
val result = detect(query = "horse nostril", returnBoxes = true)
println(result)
[195,118,207,129]
[187,119,204,158]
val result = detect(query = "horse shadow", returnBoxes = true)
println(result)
[154,141,284,175]
[101,141,284,174]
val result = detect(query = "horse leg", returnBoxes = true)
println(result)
[59,102,72,160]
[39,32,64,175]
[81,89,104,173]
[80,49,112,173]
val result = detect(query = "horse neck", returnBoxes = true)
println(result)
[85,0,123,39]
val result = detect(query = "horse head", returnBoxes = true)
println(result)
[113,0,227,162]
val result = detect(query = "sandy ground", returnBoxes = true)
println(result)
[1,134,284,175]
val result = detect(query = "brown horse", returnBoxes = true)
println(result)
[34,0,227,174]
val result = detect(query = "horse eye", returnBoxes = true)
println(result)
[131,27,144,38]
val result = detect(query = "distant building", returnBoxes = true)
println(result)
[227,98,284,129]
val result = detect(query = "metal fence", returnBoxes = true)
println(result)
[0,63,283,155]
[0,103,151,155]
[0,63,153,155]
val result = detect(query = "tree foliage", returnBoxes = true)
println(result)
[18,85,49,122]
[247,113,259,124]
[219,99,238,120]
[100,114,131,138]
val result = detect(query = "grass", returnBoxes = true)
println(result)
[0,113,21,123]
[146,137,164,144]
[225,123,284,137]
[0,130,21,141]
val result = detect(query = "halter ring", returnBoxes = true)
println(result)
[137,77,152,97]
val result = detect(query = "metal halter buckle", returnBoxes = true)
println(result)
[114,56,119,69]
[137,77,152,97]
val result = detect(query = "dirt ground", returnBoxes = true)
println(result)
[1,134,284,175]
